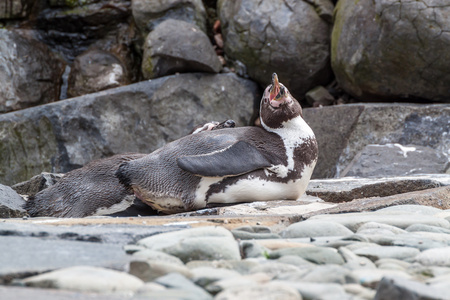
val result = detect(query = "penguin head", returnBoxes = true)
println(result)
[260,73,303,129]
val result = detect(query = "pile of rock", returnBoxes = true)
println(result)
[1,204,449,299]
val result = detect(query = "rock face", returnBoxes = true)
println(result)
[332,0,450,102]
[67,49,130,98]
[35,1,133,63]
[343,144,449,177]
[0,73,257,186]
[0,0,34,19]
[142,19,222,79]
[0,184,26,218]
[0,30,65,113]
[303,103,450,178]
[132,0,207,35]
[218,0,333,100]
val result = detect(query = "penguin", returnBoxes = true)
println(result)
[116,73,318,214]
[24,120,235,218]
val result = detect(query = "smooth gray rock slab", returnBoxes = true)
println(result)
[281,281,351,300]
[306,176,446,203]
[299,264,355,284]
[303,104,450,178]
[281,220,354,238]
[344,144,449,177]
[374,276,449,300]
[137,226,241,263]
[405,224,450,234]
[18,266,144,294]
[0,222,187,245]
[131,249,184,265]
[309,212,450,232]
[0,236,129,284]
[0,184,26,218]
[142,19,221,79]
[269,246,345,265]
[414,247,450,267]
[0,72,257,186]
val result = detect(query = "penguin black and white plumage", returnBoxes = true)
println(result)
[116,73,318,214]
[23,120,235,218]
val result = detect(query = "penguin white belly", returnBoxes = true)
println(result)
[193,163,316,208]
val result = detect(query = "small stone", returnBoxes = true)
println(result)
[269,246,345,265]
[281,220,354,238]
[405,224,450,234]
[231,226,280,240]
[299,264,356,284]
[129,260,193,282]
[375,258,411,271]
[414,247,450,267]
[309,212,450,232]
[356,222,407,235]
[306,86,335,107]
[215,281,302,300]
[351,269,412,288]
[131,249,184,265]
[190,267,241,287]
[344,283,376,300]
[137,226,241,263]
[11,172,64,196]
[205,272,271,295]
[338,247,377,270]
[19,266,144,294]
[154,273,212,300]
[240,240,271,258]
[353,246,420,262]
[374,276,449,300]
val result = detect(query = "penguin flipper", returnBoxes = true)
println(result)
[177,141,272,177]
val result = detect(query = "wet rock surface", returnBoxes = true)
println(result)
[1,202,450,299]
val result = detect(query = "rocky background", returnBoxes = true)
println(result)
[0,0,449,299]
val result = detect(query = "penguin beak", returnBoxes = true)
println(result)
[269,73,280,101]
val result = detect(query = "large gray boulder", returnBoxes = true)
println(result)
[67,49,130,98]
[332,0,450,102]
[0,30,65,113]
[142,19,222,79]
[132,0,207,36]
[0,73,258,186]
[303,104,450,178]
[218,0,333,100]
